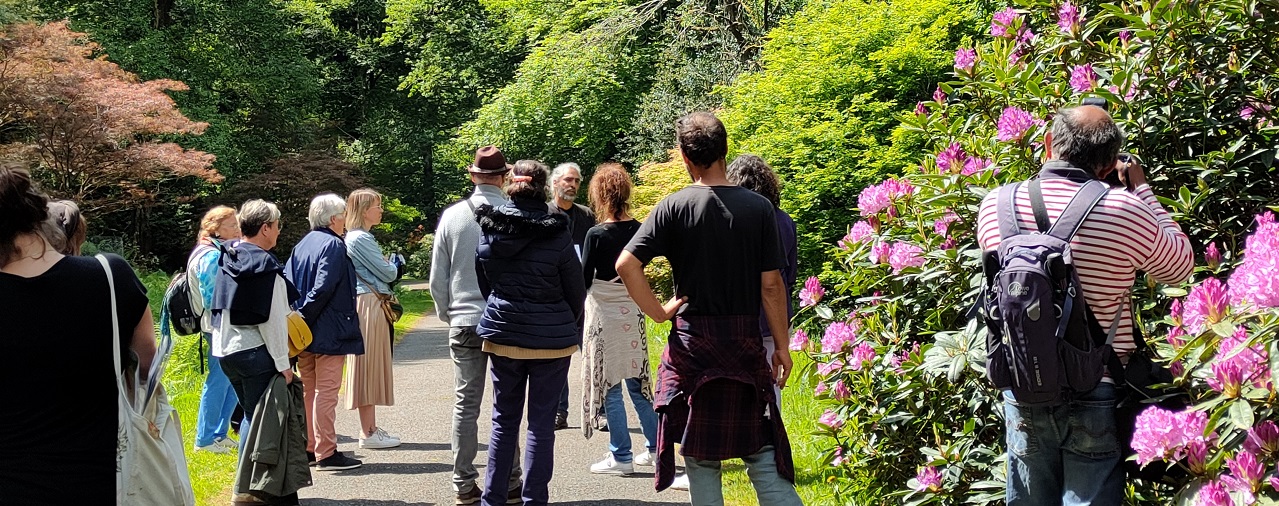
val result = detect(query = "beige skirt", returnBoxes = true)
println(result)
[344,292,395,409]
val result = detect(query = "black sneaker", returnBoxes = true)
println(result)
[316,452,362,471]
[306,451,316,467]
[554,412,568,430]
[454,487,481,505]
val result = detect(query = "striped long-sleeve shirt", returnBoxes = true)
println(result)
[976,163,1194,362]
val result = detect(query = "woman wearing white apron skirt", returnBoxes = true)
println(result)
[580,164,659,476]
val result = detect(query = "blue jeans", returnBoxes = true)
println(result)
[604,379,658,462]
[684,445,802,506]
[1004,383,1123,506]
[195,334,239,447]
[484,355,570,506]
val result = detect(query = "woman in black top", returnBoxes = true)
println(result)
[580,163,660,476]
[0,164,156,503]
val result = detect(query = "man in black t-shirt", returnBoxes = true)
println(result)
[616,112,802,504]
[549,161,594,430]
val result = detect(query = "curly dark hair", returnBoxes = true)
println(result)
[727,153,781,207]
[0,162,56,266]
[676,111,728,169]
[589,163,632,222]
[507,159,549,201]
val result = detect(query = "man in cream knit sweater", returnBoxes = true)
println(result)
[429,146,523,505]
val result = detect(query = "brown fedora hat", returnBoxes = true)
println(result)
[469,145,513,174]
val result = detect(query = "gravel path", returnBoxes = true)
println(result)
[298,313,690,506]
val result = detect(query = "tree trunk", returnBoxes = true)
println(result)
[154,0,175,29]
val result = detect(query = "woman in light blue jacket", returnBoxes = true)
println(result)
[189,205,242,454]
[343,188,402,449]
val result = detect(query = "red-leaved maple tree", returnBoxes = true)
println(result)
[0,21,219,213]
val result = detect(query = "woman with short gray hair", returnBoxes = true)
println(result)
[284,193,367,471]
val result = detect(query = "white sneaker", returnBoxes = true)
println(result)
[360,427,402,449]
[193,442,230,454]
[633,451,655,466]
[213,437,238,450]
[590,454,634,475]
[669,473,690,491]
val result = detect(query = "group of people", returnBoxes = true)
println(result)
[428,111,805,506]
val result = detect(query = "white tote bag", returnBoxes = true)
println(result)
[100,255,195,506]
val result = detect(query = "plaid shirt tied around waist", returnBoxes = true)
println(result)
[653,314,795,491]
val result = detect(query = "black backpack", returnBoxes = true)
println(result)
[164,272,202,337]
[981,178,1122,406]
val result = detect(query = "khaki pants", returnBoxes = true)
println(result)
[298,352,346,460]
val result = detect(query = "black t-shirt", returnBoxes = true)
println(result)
[625,185,785,316]
[582,220,642,289]
[0,254,148,503]
[553,202,595,248]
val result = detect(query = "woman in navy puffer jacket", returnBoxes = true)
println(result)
[474,159,586,506]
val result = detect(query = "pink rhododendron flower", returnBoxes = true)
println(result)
[1244,421,1279,458]
[1170,298,1184,327]
[955,48,977,71]
[840,221,875,249]
[1223,449,1265,501]
[1208,327,1269,395]
[1069,64,1098,93]
[935,210,961,236]
[832,446,845,466]
[819,409,844,430]
[1228,212,1279,310]
[1131,406,1211,466]
[933,86,946,104]
[936,143,966,173]
[887,242,926,274]
[940,237,957,250]
[997,107,1036,142]
[1167,325,1187,348]
[991,8,1020,38]
[1170,360,1185,377]
[857,179,916,217]
[914,466,943,492]
[814,381,828,395]
[1195,480,1233,506]
[789,329,809,351]
[1058,1,1081,34]
[822,321,857,353]
[1182,277,1229,332]
[870,241,891,264]
[1186,440,1209,475]
[915,101,928,116]
[817,359,845,376]
[1272,476,1279,493]
[962,156,993,176]
[849,342,878,370]
[1205,242,1221,269]
[799,276,825,307]
[832,379,850,400]
[1119,29,1132,43]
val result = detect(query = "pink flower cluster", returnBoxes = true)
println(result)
[1223,449,1265,502]
[1069,64,1097,93]
[789,329,809,351]
[990,8,1021,38]
[1195,480,1232,506]
[1182,276,1229,333]
[1228,212,1279,310]
[914,466,943,492]
[831,379,851,400]
[1058,1,1082,34]
[799,276,825,307]
[962,156,993,176]
[819,409,843,430]
[1130,406,1211,467]
[822,321,858,353]
[858,178,916,217]
[887,242,926,274]
[1205,242,1222,269]
[954,48,977,72]
[935,210,961,236]
[870,241,891,264]
[1244,420,1279,458]
[997,107,1036,142]
[839,221,875,249]
[817,359,844,377]
[1207,327,1270,396]
[848,342,878,370]
[936,142,966,173]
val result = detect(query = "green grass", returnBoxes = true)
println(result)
[645,319,826,506]
[141,272,433,506]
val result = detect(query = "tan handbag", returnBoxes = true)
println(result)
[101,255,194,506]
[355,271,403,324]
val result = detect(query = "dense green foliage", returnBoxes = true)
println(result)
[719,0,982,275]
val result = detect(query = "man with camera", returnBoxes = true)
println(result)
[975,103,1193,504]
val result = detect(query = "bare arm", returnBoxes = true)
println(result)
[761,269,793,388]
[131,306,157,379]
[616,251,685,323]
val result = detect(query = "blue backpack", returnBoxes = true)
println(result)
[981,178,1123,406]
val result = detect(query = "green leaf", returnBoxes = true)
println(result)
[1229,400,1254,430]
[1211,321,1237,338]
[816,305,834,320]
[1161,287,1188,298]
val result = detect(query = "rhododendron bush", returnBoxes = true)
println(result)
[790,0,1277,503]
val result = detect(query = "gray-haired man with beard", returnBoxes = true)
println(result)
[549,162,594,430]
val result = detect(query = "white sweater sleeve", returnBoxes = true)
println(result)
[263,276,292,373]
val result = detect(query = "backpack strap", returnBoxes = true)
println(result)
[995,183,1023,240]
[1046,180,1109,242]
[1028,179,1052,233]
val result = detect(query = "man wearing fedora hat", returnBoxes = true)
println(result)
[430,145,523,504]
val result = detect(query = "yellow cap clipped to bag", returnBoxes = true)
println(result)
[286,311,313,357]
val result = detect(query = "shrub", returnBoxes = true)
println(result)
[794,0,1278,504]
